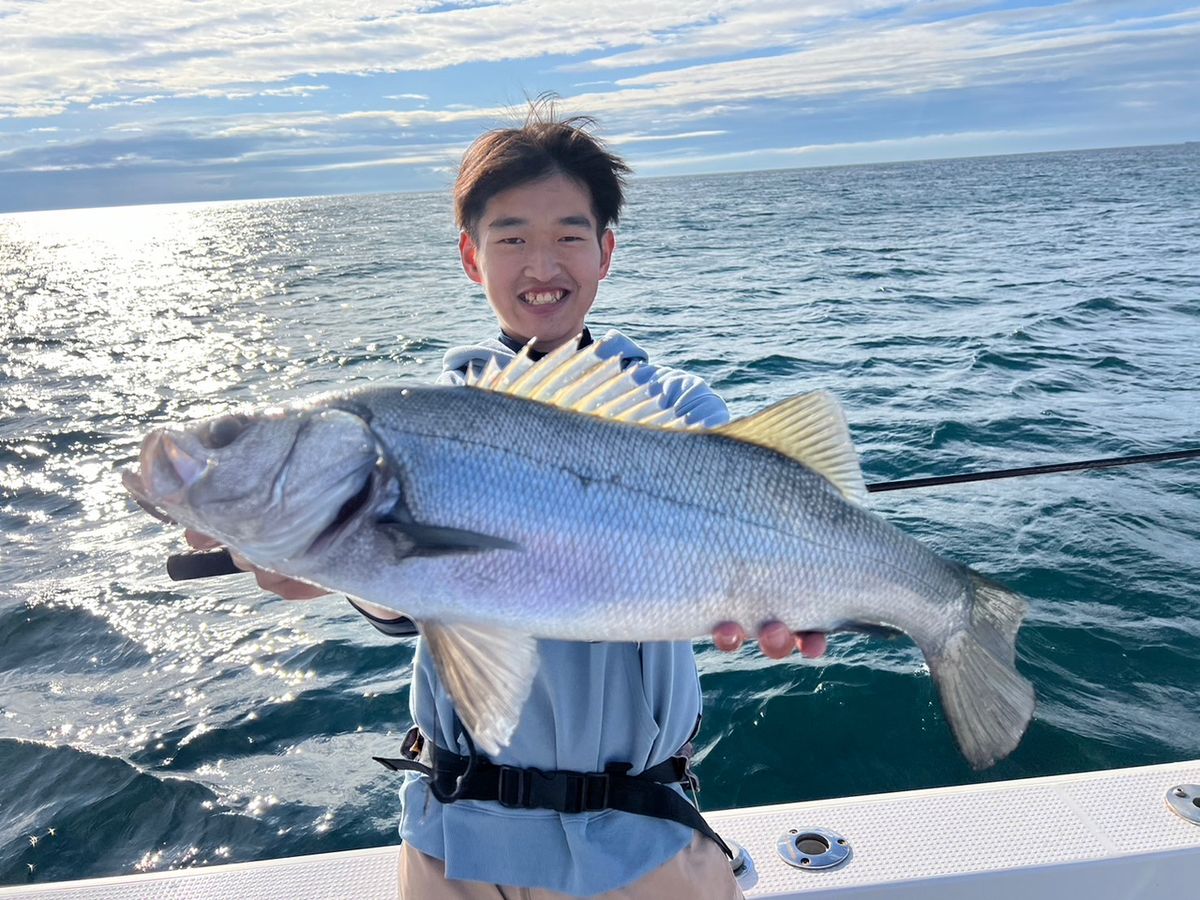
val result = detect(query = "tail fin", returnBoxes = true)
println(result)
[924,572,1036,769]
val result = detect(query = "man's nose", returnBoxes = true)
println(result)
[523,242,562,280]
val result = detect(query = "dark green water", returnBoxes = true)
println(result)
[1,143,1198,885]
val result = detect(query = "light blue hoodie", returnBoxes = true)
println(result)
[398,328,730,895]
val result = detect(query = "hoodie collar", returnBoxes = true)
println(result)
[498,326,594,361]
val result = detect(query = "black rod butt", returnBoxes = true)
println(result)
[167,549,242,581]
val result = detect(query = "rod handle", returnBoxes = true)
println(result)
[167,549,242,581]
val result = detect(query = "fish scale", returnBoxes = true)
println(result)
[370,388,952,640]
[124,335,1035,768]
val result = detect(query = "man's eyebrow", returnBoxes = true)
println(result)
[558,215,594,228]
[486,214,595,229]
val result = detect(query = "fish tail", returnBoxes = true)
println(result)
[923,571,1035,770]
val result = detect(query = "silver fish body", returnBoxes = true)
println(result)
[338,387,963,644]
[124,342,1035,768]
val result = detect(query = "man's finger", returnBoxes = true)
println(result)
[796,631,827,659]
[185,530,219,551]
[757,621,797,659]
[712,621,745,652]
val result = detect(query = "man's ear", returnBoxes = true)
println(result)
[598,228,616,280]
[459,231,483,285]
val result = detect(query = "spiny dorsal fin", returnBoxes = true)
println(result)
[715,390,868,505]
[465,333,699,430]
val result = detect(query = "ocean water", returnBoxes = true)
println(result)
[1,143,1198,886]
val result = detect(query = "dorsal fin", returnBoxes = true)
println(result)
[715,390,868,505]
[465,334,699,430]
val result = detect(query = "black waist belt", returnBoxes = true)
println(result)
[375,727,731,858]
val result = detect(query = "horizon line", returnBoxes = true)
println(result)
[2,138,1194,218]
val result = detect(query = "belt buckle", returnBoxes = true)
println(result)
[400,726,424,761]
[579,772,611,812]
[497,766,531,808]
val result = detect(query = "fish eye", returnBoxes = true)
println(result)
[201,414,248,449]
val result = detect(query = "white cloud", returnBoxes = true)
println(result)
[630,124,1078,173]
[0,1,724,113]
[3,0,1197,211]
[88,95,167,110]
[260,84,329,97]
[573,8,1200,116]
[3,1,1195,133]
[293,152,459,172]
[610,129,727,145]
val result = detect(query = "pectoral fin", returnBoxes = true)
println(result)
[379,514,522,557]
[420,621,539,756]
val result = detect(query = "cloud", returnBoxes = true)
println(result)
[629,125,1080,173]
[88,95,168,110]
[2,1,1197,211]
[0,131,257,174]
[260,84,329,97]
[571,7,1200,117]
[0,1,723,115]
[4,2,1195,130]
[293,152,459,172]
[609,129,727,145]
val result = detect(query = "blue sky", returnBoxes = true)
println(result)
[1,0,1197,212]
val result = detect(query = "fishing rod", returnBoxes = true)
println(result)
[163,446,1200,582]
[866,447,1200,493]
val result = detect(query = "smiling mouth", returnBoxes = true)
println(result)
[520,289,567,306]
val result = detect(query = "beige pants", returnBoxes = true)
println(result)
[398,831,744,899]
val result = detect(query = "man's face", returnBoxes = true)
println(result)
[459,173,615,352]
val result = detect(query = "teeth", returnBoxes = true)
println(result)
[523,291,563,306]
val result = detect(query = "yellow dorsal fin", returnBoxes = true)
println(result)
[465,334,698,430]
[715,390,868,505]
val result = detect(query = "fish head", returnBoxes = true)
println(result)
[123,403,393,572]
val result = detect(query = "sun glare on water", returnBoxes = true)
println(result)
[1,201,323,768]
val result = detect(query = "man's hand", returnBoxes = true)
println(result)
[184,530,330,600]
[712,620,827,659]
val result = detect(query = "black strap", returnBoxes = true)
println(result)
[375,730,731,858]
[345,597,418,637]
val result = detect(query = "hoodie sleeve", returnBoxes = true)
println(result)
[653,366,731,428]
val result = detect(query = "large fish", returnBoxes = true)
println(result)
[123,336,1035,768]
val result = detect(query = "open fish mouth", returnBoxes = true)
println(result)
[121,467,177,525]
[121,429,211,521]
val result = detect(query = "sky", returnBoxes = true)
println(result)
[0,0,1197,213]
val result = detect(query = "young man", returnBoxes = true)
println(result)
[392,110,829,898]
[189,107,823,898]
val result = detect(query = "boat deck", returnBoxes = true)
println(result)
[3,759,1198,898]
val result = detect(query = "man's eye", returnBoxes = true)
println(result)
[498,237,524,245]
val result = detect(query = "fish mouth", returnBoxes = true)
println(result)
[121,467,177,524]
[122,429,211,521]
